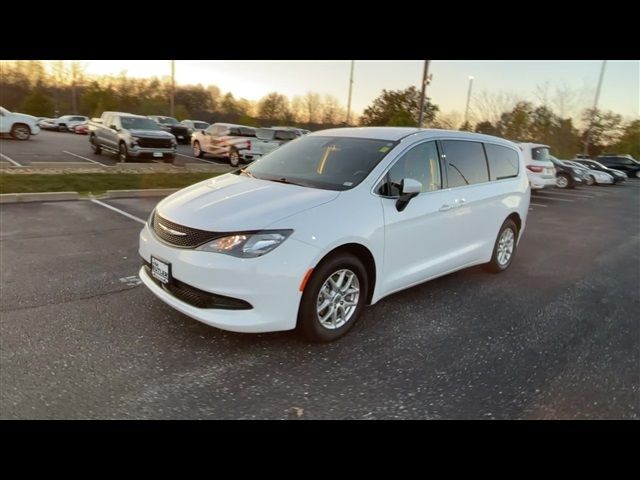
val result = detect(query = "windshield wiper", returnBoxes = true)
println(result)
[239,168,254,178]
[268,177,306,187]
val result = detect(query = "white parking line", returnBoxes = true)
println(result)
[63,150,107,165]
[532,196,575,202]
[90,198,146,225]
[533,191,596,199]
[530,203,548,207]
[177,153,219,164]
[0,152,24,167]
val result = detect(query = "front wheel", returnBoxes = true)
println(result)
[228,148,240,167]
[118,143,129,162]
[297,252,369,342]
[90,135,102,154]
[193,141,204,158]
[58,124,67,132]
[10,123,30,140]
[586,175,595,186]
[163,154,175,164]
[484,219,518,273]
[636,170,640,179]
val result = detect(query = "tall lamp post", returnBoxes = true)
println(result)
[346,60,355,125]
[418,60,431,128]
[583,60,607,157]
[464,75,474,128]
[170,60,175,117]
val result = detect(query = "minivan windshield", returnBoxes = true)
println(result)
[121,117,162,130]
[241,136,398,191]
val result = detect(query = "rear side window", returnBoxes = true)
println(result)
[441,140,489,187]
[531,147,550,161]
[485,144,519,180]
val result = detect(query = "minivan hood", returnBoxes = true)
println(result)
[156,174,340,231]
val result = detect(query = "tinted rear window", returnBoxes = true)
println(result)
[531,147,550,161]
[441,140,489,187]
[485,144,519,180]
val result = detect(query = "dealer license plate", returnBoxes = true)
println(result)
[151,256,170,284]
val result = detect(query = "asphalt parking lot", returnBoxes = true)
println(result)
[0,130,229,167]
[1,179,638,419]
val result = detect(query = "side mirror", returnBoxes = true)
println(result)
[395,178,422,212]
[201,129,206,134]
[110,125,118,131]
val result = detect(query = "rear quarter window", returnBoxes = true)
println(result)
[485,144,519,180]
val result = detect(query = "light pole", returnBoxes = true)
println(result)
[170,60,175,117]
[464,75,474,128]
[418,60,431,128]
[346,60,355,125]
[583,60,607,157]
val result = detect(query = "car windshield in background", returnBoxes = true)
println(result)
[242,136,398,191]
[532,147,551,161]
[121,117,162,130]
[156,117,179,125]
[193,122,208,130]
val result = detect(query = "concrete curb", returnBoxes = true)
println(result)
[104,188,180,199]
[0,192,80,203]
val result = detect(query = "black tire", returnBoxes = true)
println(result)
[193,141,204,158]
[90,135,102,154]
[118,142,129,163]
[10,123,30,140]
[484,218,518,274]
[228,148,240,167]
[58,124,67,132]
[297,252,369,342]
[556,173,572,189]
[586,175,595,186]
[163,154,175,164]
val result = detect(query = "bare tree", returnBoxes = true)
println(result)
[432,111,463,130]
[471,90,522,125]
[533,81,551,108]
[303,92,322,124]
[290,95,305,123]
[321,94,345,125]
[550,82,578,119]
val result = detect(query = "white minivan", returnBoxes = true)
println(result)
[517,142,556,189]
[139,128,530,341]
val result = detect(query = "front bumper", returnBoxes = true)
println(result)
[138,222,320,333]
[30,125,40,135]
[128,146,176,158]
[595,175,615,184]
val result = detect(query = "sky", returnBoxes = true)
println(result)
[75,60,639,120]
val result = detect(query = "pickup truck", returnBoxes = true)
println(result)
[190,122,256,167]
[148,115,191,144]
[0,106,40,140]
[88,112,177,163]
[239,127,299,162]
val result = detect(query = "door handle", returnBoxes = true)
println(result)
[439,204,453,212]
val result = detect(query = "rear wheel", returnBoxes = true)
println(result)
[10,123,30,140]
[556,173,571,189]
[484,219,518,273]
[636,170,640,179]
[297,252,369,342]
[193,141,204,158]
[90,135,102,154]
[229,148,240,167]
[118,142,129,162]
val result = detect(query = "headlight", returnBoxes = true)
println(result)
[196,230,293,257]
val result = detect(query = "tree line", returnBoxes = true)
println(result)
[2,61,637,158]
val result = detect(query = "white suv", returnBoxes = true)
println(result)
[517,142,556,189]
[140,128,530,341]
[0,106,40,140]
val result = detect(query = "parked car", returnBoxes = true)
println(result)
[0,106,40,140]
[89,112,177,163]
[270,126,309,137]
[240,127,299,162]
[516,142,556,189]
[548,155,584,189]
[148,116,190,144]
[190,123,257,167]
[180,119,210,133]
[42,115,89,132]
[139,128,529,341]
[596,155,640,178]
[574,158,627,183]
[74,123,90,135]
[564,160,614,185]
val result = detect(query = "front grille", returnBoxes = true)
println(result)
[171,127,188,135]
[143,261,251,310]
[138,137,173,148]
[152,212,221,248]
